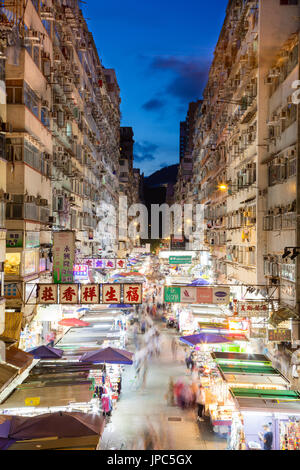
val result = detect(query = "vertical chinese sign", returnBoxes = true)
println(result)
[53,231,75,284]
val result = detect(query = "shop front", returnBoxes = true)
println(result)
[229,388,300,450]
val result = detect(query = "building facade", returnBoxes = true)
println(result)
[190,0,300,347]
[0,0,121,333]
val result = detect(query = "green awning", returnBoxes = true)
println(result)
[231,388,300,401]
[211,352,269,363]
[218,364,279,375]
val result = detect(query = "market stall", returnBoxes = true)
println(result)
[229,388,300,450]
[206,352,291,437]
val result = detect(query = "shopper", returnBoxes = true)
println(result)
[258,424,273,450]
[196,385,205,421]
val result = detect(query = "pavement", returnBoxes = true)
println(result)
[99,321,227,450]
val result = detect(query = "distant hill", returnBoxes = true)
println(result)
[145,164,178,188]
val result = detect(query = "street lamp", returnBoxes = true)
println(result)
[217,182,259,194]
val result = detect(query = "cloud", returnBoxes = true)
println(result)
[149,56,210,103]
[142,98,166,111]
[134,141,158,162]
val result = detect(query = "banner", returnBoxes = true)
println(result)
[268,329,292,342]
[103,284,121,304]
[197,287,213,304]
[73,265,89,281]
[169,256,192,265]
[53,231,75,284]
[212,287,230,305]
[238,301,269,317]
[80,284,100,304]
[59,284,79,304]
[82,259,127,269]
[164,287,181,303]
[164,286,230,305]
[124,284,142,304]
[181,287,198,303]
[6,231,23,248]
[34,283,143,305]
[38,284,58,304]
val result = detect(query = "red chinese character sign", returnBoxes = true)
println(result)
[124,284,142,304]
[116,259,126,269]
[60,284,79,304]
[38,284,58,304]
[103,284,121,304]
[80,284,100,304]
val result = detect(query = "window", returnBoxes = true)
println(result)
[42,19,51,37]
[0,201,5,228]
[33,46,40,68]
[280,0,298,4]
[24,82,39,118]
[0,59,5,82]
[6,80,23,104]
[41,107,49,128]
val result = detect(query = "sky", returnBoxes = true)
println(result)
[82,0,228,176]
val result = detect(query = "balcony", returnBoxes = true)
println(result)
[6,203,50,224]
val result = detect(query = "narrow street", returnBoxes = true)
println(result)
[100,322,226,451]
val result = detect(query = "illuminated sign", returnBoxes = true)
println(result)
[34,284,143,304]
[73,264,89,281]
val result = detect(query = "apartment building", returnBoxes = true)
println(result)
[191,0,300,339]
[175,101,201,205]
[0,53,6,334]
[0,0,121,327]
[118,127,143,255]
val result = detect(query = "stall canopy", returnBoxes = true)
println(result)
[189,278,210,286]
[5,347,34,372]
[0,411,104,450]
[58,318,90,327]
[230,388,300,414]
[28,345,63,359]
[0,381,94,410]
[211,352,269,363]
[109,304,133,309]
[180,333,233,346]
[230,388,299,400]
[80,347,133,364]
[218,363,279,375]
[0,364,18,393]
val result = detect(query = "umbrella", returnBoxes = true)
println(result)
[0,412,104,448]
[109,304,133,309]
[188,278,210,286]
[77,307,90,312]
[27,345,64,359]
[180,333,233,346]
[58,318,90,327]
[80,347,133,364]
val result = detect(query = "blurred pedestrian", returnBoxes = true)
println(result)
[196,385,206,421]
[165,377,175,406]
[171,337,178,361]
